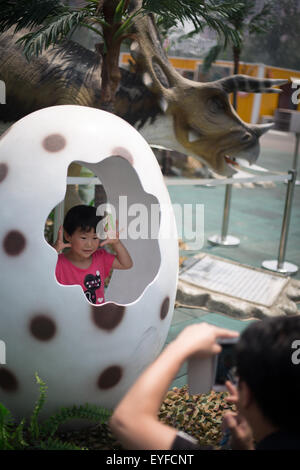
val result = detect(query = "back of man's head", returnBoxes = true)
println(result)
[236,315,300,432]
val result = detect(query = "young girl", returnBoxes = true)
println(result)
[54,205,132,304]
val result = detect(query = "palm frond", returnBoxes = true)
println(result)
[202,44,223,73]
[113,7,142,41]
[247,1,275,36]
[16,10,90,59]
[143,0,242,48]
[0,0,65,33]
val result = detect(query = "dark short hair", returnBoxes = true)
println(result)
[63,205,103,236]
[236,315,300,432]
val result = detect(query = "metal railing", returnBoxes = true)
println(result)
[53,166,298,276]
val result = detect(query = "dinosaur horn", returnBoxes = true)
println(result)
[217,75,288,94]
[249,122,275,137]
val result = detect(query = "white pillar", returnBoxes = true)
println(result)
[53,200,65,244]
[251,63,265,124]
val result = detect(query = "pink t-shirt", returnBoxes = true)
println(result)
[55,249,115,304]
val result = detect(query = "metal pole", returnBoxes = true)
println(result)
[208,182,240,246]
[293,133,300,169]
[208,88,240,247]
[262,169,298,275]
[53,200,65,244]
[278,169,296,268]
[221,184,232,241]
[292,133,300,186]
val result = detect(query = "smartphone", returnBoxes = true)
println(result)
[187,336,239,395]
[213,337,239,392]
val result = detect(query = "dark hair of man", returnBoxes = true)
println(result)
[236,315,300,432]
[63,205,103,236]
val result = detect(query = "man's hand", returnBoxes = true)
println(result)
[223,412,255,450]
[173,323,239,362]
[223,381,255,450]
[225,380,239,405]
[53,225,71,253]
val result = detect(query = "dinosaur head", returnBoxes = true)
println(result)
[130,10,288,175]
[162,75,286,175]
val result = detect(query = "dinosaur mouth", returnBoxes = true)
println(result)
[224,155,238,167]
[224,155,267,175]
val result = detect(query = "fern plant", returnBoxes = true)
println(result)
[0,403,27,450]
[0,372,112,450]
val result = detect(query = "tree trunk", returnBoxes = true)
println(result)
[65,162,84,215]
[99,0,124,112]
[94,184,107,208]
[232,45,240,110]
[99,39,122,113]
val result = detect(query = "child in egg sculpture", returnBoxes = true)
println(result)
[0,105,178,423]
[54,205,133,305]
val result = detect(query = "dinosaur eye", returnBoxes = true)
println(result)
[208,96,226,113]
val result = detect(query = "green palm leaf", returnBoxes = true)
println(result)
[142,0,242,46]
[0,0,65,33]
[16,10,90,59]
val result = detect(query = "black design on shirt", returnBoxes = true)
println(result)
[84,270,101,304]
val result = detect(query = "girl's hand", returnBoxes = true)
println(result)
[53,225,71,253]
[100,219,120,247]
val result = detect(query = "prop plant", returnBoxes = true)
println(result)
[0,372,112,450]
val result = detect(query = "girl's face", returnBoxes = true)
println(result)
[65,227,100,259]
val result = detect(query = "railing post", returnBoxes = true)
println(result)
[262,169,298,275]
[53,200,65,244]
[292,132,300,186]
[208,183,240,246]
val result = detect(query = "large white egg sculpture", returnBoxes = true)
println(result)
[0,105,178,421]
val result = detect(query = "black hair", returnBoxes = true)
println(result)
[236,315,300,432]
[63,205,103,236]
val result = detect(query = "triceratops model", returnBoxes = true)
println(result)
[0,0,286,176]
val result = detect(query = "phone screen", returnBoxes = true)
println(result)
[214,342,238,388]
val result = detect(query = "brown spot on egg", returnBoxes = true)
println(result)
[3,231,26,256]
[97,366,122,389]
[91,303,125,331]
[30,315,57,341]
[112,148,134,165]
[0,163,8,183]
[43,134,66,152]
[0,368,18,392]
[160,297,170,320]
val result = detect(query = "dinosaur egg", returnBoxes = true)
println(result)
[0,105,178,422]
